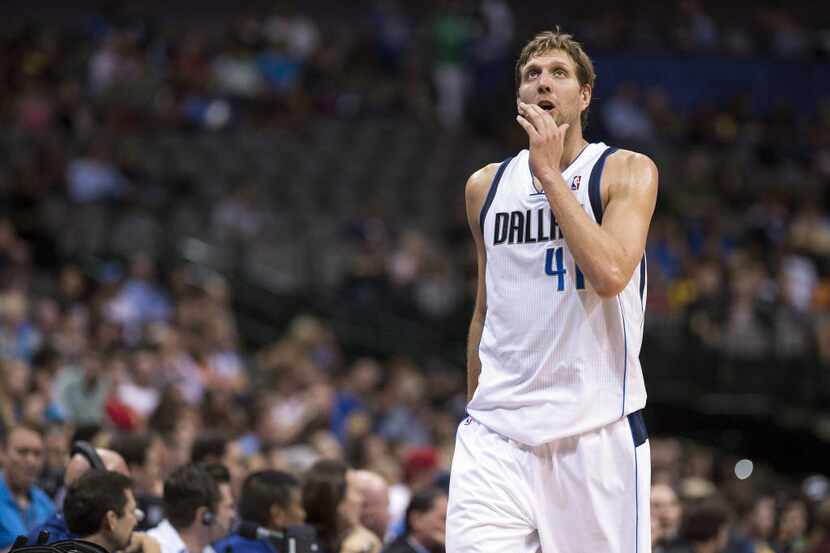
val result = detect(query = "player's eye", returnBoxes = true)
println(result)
[554,69,567,77]
[527,69,540,78]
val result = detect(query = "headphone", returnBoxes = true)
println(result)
[202,511,215,526]
[71,441,105,470]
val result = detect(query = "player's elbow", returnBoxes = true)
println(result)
[592,267,628,298]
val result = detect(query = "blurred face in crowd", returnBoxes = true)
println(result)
[273,487,306,528]
[224,440,247,498]
[45,427,69,472]
[753,496,776,539]
[651,483,682,540]
[516,49,590,130]
[411,494,448,548]
[778,500,808,541]
[3,427,44,492]
[211,482,236,540]
[354,471,390,540]
[133,437,163,494]
[108,488,138,551]
[339,471,363,529]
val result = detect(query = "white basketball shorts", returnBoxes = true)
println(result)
[446,411,651,553]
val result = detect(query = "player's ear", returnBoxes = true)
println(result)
[580,84,592,111]
[105,509,118,531]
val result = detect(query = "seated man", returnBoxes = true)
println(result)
[353,470,391,544]
[0,424,55,550]
[381,488,447,553]
[63,470,159,553]
[148,464,234,553]
[214,470,305,553]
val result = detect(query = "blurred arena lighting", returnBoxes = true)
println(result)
[181,237,211,264]
[205,99,232,130]
[804,474,829,501]
[735,459,754,480]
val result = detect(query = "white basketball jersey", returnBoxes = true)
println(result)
[467,143,647,447]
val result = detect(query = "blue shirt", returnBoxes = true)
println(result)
[0,472,56,549]
[214,532,279,553]
[28,511,77,545]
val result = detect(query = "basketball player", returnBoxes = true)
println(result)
[446,30,658,553]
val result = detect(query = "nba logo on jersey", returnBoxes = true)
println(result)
[571,175,581,190]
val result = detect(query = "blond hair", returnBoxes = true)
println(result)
[515,29,596,130]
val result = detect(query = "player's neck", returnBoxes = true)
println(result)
[559,131,589,172]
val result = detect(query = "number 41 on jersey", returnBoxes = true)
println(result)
[545,247,585,291]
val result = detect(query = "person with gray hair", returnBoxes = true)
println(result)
[352,470,391,543]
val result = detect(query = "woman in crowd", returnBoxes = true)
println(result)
[302,459,381,553]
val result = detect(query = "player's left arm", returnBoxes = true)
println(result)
[579,150,658,296]
[538,150,657,298]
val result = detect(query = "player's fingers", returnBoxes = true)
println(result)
[516,115,540,140]
[527,103,554,128]
[518,102,544,133]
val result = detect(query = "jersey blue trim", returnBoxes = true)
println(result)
[587,147,618,224]
[479,158,513,235]
[639,255,647,309]
[618,296,628,417]
[627,410,648,447]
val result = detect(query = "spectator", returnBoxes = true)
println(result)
[736,493,777,553]
[653,482,684,550]
[303,460,381,553]
[58,352,111,426]
[0,289,41,362]
[37,425,69,498]
[0,423,55,549]
[111,433,165,530]
[147,464,234,553]
[352,470,391,544]
[774,496,809,553]
[665,499,731,553]
[601,82,655,142]
[190,432,246,498]
[810,498,830,553]
[63,470,159,553]
[381,487,447,553]
[214,470,305,553]
[29,444,129,544]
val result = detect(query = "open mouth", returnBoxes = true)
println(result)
[537,100,555,111]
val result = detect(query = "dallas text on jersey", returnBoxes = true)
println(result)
[492,208,565,246]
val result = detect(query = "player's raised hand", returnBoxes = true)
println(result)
[516,101,569,183]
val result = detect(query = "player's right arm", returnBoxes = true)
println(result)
[465,163,500,403]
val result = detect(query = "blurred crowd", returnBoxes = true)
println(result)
[3,418,830,553]
[1,2,830,553]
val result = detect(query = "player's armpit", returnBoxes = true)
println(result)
[595,151,658,296]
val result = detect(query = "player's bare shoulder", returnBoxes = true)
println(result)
[465,163,502,228]
[602,148,658,206]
